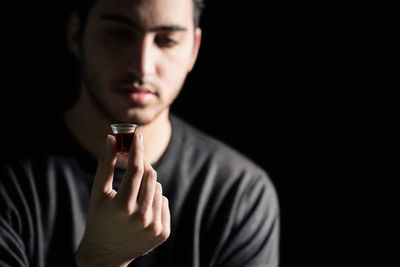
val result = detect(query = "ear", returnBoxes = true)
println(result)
[67,12,82,58]
[188,27,202,72]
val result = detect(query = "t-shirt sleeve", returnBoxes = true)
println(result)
[0,161,83,267]
[0,217,29,266]
[216,171,280,267]
[0,164,30,267]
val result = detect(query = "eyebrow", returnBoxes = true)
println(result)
[99,14,188,32]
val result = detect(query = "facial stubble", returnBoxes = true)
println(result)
[78,46,185,126]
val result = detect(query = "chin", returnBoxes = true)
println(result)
[122,108,166,126]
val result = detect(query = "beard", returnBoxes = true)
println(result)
[78,48,180,126]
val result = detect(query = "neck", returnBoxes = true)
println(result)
[64,89,171,166]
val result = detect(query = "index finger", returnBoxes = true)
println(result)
[116,132,144,208]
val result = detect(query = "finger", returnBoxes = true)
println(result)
[116,132,144,206]
[152,182,163,226]
[137,161,157,213]
[161,196,171,239]
[92,135,117,200]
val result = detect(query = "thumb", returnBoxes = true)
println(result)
[92,135,117,202]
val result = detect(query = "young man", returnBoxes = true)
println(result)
[0,0,279,266]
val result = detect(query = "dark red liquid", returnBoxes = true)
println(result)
[113,132,134,153]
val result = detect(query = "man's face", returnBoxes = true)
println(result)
[72,0,201,124]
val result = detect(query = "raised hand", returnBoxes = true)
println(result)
[75,133,170,267]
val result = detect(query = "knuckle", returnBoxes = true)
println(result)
[146,170,157,184]
[160,227,171,240]
[149,168,157,179]
[162,195,169,204]
[132,164,144,176]
[138,209,151,227]
[156,181,162,189]
[155,182,162,194]
[120,201,135,214]
[148,222,163,236]
[148,170,157,182]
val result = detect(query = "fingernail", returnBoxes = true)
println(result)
[138,132,143,143]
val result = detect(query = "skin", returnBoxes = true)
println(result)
[66,0,202,266]
[65,0,201,164]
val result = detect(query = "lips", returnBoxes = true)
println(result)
[117,86,154,93]
[116,86,156,105]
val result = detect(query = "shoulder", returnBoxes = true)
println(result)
[0,152,82,199]
[169,116,280,250]
[170,115,273,189]
[0,156,53,192]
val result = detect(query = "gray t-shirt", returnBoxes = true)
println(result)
[0,114,279,267]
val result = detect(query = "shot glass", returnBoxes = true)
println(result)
[111,124,138,154]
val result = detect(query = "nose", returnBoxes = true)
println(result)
[126,36,156,78]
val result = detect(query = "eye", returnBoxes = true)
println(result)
[155,34,178,48]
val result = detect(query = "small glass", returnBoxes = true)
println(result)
[111,124,138,154]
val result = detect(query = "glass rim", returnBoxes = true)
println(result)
[111,123,138,128]
[111,123,138,133]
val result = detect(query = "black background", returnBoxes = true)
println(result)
[1,1,387,266]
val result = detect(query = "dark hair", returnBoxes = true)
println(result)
[76,0,205,32]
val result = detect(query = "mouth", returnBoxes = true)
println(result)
[115,85,157,105]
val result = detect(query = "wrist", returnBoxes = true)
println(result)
[74,242,132,267]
